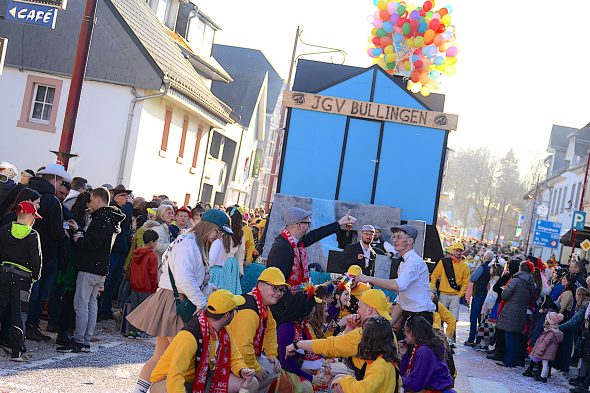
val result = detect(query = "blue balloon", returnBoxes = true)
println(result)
[411,54,420,62]
[445,5,453,14]
[372,48,383,57]
[394,33,404,44]
[382,21,394,34]
[434,56,444,66]
[418,21,428,34]
[429,70,440,80]
[410,10,420,20]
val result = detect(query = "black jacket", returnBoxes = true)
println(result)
[267,222,340,280]
[0,223,42,282]
[111,202,132,255]
[342,242,377,276]
[74,206,125,276]
[28,177,66,261]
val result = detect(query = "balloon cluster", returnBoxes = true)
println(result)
[368,0,458,96]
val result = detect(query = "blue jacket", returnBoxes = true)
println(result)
[111,202,132,255]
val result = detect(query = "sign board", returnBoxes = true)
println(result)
[0,37,7,76]
[6,0,58,29]
[374,255,393,280]
[282,90,459,131]
[517,214,526,227]
[533,219,562,249]
[581,239,590,252]
[572,211,587,231]
[537,204,548,217]
[13,0,66,9]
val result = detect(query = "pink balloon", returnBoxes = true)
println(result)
[373,19,384,28]
[446,46,458,57]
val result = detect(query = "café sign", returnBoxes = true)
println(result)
[282,90,458,131]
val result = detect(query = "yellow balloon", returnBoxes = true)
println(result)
[420,85,431,96]
[444,56,457,65]
[439,42,450,52]
[403,61,412,71]
[441,15,451,26]
[407,81,414,91]
[411,81,422,93]
[377,59,387,69]
[371,28,378,36]
[406,38,414,48]
[377,0,387,11]
[384,45,394,54]
[385,53,397,63]
[444,65,456,76]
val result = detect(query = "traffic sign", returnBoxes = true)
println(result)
[533,219,562,249]
[581,239,590,252]
[6,0,58,29]
[572,211,587,231]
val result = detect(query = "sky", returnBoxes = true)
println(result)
[198,0,590,174]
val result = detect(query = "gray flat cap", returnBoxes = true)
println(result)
[391,224,418,240]
[284,207,312,226]
[361,225,375,232]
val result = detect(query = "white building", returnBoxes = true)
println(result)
[523,124,590,262]
[0,0,246,206]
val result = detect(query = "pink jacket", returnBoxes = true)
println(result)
[529,329,564,361]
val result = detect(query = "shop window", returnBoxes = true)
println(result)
[17,75,63,133]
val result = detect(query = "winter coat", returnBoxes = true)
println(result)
[150,220,171,272]
[0,222,42,282]
[111,202,132,255]
[74,206,125,276]
[129,247,158,293]
[529,329,564,361]
[496,271,534,333]
[28,177,66,261]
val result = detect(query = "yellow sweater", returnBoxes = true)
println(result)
[433,301,456,337]
[228,307,278,372]
[242,225,255,263]
[338,357,401,393]
[150,329,247,393]
[430,258,470,297]
[311,327,364,369]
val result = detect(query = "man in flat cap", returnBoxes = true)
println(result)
[267,207,356,294]
[341,225,377,276]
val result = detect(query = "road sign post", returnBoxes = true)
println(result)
[532,219,562,249]
[573,211,587,231]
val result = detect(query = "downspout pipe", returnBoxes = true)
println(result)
[117,80,170,185]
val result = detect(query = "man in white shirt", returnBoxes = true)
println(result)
[355,224,435,324]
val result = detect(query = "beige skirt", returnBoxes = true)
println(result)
[126,288,184,337]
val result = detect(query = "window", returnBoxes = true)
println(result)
[209,131,222,159]
[177,116,189,163]
[30,85,55,123]
[191,126,204,171]
[155,0,169,22]
[17,75,63,133]
[159,106,173,156]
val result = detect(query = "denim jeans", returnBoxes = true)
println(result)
[27,258,59,328]
[468,294,486,342]
[99,252,126,316]
[73,271,105,345]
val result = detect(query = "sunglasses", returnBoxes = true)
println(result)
[262,281,287,294]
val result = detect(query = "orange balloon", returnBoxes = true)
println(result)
[411,70,421,83]
[380,36,393,46]
[433,34,444,47]
[439,8,448,17]
[424,29,435,44]
[419,72,430,84]
[380,10,390,22]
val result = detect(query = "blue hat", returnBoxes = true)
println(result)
[391,224,417,240]
[202,209,233,235]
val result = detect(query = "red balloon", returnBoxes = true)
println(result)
[380,36,393,46]
[430,18,440,31]
[397,17,407,27]
[380,10,390,22]
[414,60,424,69]
[372,36,381,46]
[423,1,432,11]
[411,71,421,83]
[410,19,419,32]
[419,9,426,17]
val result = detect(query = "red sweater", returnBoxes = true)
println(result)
[129,247,158,293]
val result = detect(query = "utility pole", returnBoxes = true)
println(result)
[570,150,590,257]
[524,175,540,254]
[495,194,508,245]
[55,0,98,169]
[264,26,300,213]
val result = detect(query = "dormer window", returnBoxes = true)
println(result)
[146,0,179,30]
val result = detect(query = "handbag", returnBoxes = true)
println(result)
[168,265,197,323]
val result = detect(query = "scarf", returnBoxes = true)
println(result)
[251,287,268,357]
[405,344,420,377]
[294,321,321,361]
[192,311,231,393]
[281,228,310,293]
